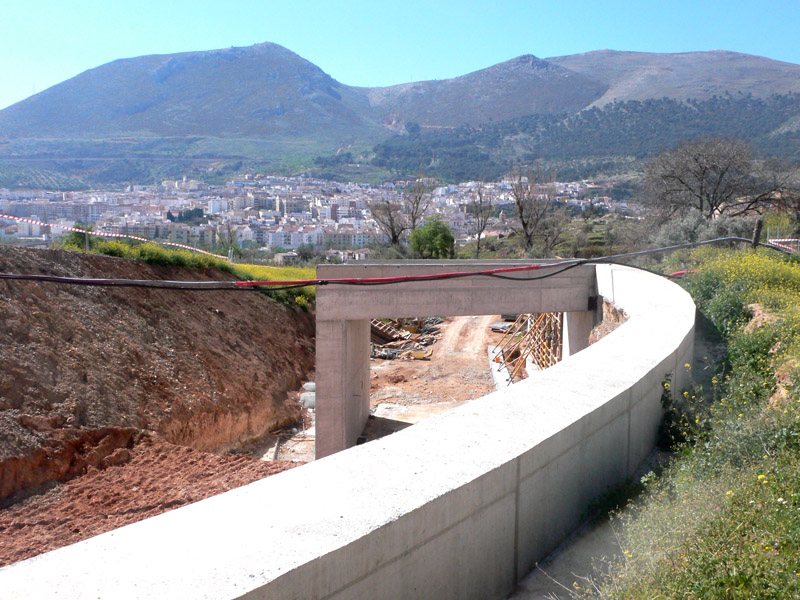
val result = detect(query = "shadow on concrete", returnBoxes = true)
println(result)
[360,416,413,443]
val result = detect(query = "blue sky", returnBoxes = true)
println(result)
[2,0,800,110]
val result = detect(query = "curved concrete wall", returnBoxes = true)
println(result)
[0,264,695,600]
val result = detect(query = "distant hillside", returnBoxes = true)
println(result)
[371,93,800,182]
[365,55,606,127]
[2,43,800,187]
[548,49,800,107]
[0,42,379,142]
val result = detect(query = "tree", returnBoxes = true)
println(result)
[61,222,95,252]
[405,177,433,232]
[409,217,454,259]
[643,137,785,221]
[295,243,316,261]
[369,177,434,246]
[470,183,493,258]
[509,168,556,251]
[768,166,800,235]
[369,198,408,246]
[539,206,570,257]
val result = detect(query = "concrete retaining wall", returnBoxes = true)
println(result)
[0,264,695,599]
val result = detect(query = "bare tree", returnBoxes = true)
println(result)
[509,168,555,252]
[369,198,407,246]
[643,137,785,221]
[470,183,493,258]
[405,177,433,232]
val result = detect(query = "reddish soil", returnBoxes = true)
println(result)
[0,245,314,565]
[0,434,297,566]
[364,309,624,439]
[370,314,502,407]
[588,301,627,345]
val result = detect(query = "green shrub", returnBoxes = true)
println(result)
[584,248,800,600]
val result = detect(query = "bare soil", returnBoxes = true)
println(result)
[0,246,314,565]
[365,315,503,437]
[0,433,296,566]
[242,315,504,464]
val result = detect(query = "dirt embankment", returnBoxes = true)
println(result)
[0,245,315,505]
[0,434,299,566]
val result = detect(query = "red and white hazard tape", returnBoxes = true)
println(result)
[768,238,800,254]
[0,214,227,259]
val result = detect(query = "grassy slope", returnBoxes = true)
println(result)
[585,249,800,599]
[59,238,316,308]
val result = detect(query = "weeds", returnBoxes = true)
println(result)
[58,238,316,309]
[581,248,800,599]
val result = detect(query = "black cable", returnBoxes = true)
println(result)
[485,262,586,281]
[0,235,793,290]
[0,273,258,291]
[313,262,584,286]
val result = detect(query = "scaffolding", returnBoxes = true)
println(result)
[494,313,563,383]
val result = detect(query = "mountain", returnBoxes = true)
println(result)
[0,42,379,142]
[4,44,800,142]
[2,43,800,187]
[364,54,606,127]
[547,49,800,107]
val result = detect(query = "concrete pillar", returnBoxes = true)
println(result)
[316,319,370,458]
[562,311,595,357]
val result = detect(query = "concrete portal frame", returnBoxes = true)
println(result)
[316,261,598,458]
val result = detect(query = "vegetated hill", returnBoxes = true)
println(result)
[371,93,800,181]
[0,245,314,504]
[547,49,800,106]
[364,54,606,127]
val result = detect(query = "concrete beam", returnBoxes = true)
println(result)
[316,262,597,320]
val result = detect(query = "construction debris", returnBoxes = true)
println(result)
[371,319,413,345]
[370,318,442,360]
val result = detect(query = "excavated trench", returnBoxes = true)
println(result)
[0,246,314,564]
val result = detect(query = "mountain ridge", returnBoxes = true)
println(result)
[4,43,800,141]
[547,49,800,107]
[2,42,800,186]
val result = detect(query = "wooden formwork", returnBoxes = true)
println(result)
[494,313,562,383]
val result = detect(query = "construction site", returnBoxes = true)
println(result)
[251,304,623,464]
[0,250,635,600]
